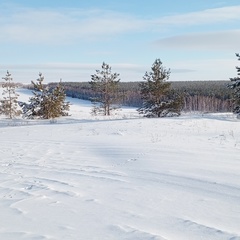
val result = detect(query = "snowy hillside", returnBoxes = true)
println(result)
[0,88,240,240]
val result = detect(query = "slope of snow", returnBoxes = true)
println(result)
[0,88,240,240]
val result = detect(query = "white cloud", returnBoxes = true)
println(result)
[155,5,240,26]
[1,5,240,44]
[0,8,146,44]
[1,4,239,82]
[154,30,240,51]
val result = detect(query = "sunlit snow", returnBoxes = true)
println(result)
[0,88,240,240]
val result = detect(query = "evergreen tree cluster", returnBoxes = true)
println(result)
[48,60,183,117]
[50,80,231,113]
[20,73,69,119]
[2,56,239,119]
[1,72,69,119]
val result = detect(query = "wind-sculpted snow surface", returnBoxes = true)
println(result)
[0,88,240,240]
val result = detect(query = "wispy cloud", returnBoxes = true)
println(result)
[0,4,240,44]
[153,30,240,51]
[155,5,240,26]
[0,7,146,44]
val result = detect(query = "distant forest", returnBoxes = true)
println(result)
[26,80,232,113]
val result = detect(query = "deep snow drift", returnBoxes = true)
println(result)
[0,88,240,240]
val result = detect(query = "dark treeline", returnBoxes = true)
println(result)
[26,80,232,113]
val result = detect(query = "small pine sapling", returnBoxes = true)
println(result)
[1,71,21,119]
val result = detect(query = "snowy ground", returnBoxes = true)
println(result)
[0,88,240,240]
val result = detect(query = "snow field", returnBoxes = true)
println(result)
[0,88,240,239]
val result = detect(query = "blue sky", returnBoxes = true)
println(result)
[0,0,240,83]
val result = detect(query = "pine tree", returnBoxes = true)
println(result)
[48,80,70,118]
[21,73,47,119]
[138,59,182,117]
[1,71,21,119]
[228,53,240,117]
[89,62,120,116]
[21,73,69,119]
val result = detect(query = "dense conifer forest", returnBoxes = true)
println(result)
[26,80,232,113]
